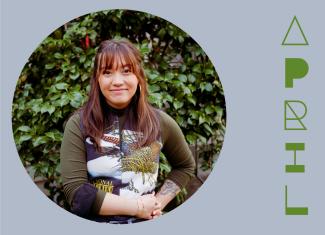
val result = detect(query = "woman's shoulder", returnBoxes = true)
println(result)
[63,111,82,131]
[155,109,175,125]
[155,109,181,140]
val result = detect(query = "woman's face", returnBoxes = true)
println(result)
[98,63,139,109]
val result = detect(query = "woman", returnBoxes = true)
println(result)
[60,39,195,224]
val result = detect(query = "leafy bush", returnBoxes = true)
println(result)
[12,10,226,210]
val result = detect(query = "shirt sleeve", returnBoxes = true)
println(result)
[60,113,106,217]
[159,110,196,188]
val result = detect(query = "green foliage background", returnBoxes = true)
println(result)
[12,10,226,210]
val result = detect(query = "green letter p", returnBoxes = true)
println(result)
[285,58,309,88]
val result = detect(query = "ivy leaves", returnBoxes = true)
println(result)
[12,10,226,209]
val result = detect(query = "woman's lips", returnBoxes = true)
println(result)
[110,89,127,91]
[110,89,127,95]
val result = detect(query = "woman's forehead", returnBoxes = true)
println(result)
[100,57,131,69]
[101,49,135,67]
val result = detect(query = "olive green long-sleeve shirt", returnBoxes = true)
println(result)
[60,110,195,215]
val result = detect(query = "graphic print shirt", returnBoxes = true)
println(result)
[60,106,195,223]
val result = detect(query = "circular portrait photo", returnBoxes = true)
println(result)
[12,9,226,224]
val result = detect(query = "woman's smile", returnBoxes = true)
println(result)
[110,88,128,92]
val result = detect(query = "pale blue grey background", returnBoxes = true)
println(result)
[1,0,325,234]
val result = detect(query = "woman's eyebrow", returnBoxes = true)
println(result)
[101,66,111,70]
[122,64,131,69]
[100,64,131,71]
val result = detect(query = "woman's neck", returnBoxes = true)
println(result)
[106,104,130,117]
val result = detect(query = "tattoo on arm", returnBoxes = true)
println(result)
[157,180,180,197]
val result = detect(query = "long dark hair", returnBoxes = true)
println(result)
[82,39,160,151]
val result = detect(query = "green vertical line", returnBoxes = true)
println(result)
[284,101,287,130]
[285,185,288,209]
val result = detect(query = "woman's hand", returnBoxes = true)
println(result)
[135,193,161,219]
[151,204,162,219]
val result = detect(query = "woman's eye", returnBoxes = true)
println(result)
[122,68,131,74]
[103,70,112,76]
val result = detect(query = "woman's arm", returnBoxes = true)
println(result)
[60,113,104,216]
[99,192,160,219]
[155,179,181,209]
[157,111,196,210]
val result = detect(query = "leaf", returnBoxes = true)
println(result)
[140,44,150,54]
[192,64,201,73]
[203,123,213,135]
[187,96,196,105]
[187,118,193,125]
[54,52,63,59]
[40,103,55,114]
[148,84,161,93]
[69,72,80,80]
[173,100,184,110]
[55,83,68,90]
[216,107,224,122]
[29,98,43,113]
[199,115,206,125]
[180,64,187,73]
[200,83,206,92]
[186,134,196,144]
[204,68,214,76]
[159,161,171,173]
[19,135,32,143]
[188,74,196,83]
[33,136,48,147]
[197,134,207,144]
[57,94,70,107]
[190,111,199,119]
[55,163,61,174]
[165,72,174,80]
[178,74,187,83]
[205,83,213,92]
[163,93,173,103]
[45,131,62,141]
[81,74,89,81]
[17,126,31,132]
[183,87,191,95]
[150,93,162,101]
[158,28,166,38]
[45,63,55,69]
[205,106,214,115]
[70,100,81,108]
[146,69,159,80]
[178,35,184,43]
[176,116,184,126]
[48,85,57,94]
[148,93,163,107]
[70,90,83,101]
[79,55,86,63]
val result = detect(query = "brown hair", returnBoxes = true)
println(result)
[82,39,160,151]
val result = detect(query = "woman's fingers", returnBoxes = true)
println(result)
[135,193,163,219]
[151,208,162,219]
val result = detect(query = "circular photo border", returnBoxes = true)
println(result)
[11,9,226,224]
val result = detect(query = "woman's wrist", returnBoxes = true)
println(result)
[135,198,144,217]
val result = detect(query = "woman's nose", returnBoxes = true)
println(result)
[111,72,124,85]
